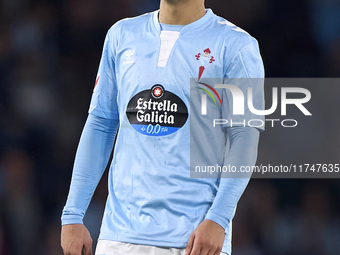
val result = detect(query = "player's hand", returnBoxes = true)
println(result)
[185,219,225,255]
[61,224,93,255]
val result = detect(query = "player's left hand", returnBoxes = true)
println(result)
[185,219,225,255]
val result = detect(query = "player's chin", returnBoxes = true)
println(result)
[164,0,189,5]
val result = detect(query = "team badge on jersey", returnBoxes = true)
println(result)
[126,85,188,136]
[195,48,215,80]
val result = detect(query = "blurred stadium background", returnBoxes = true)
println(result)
[0,0,340,254]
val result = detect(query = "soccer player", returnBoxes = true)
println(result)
[61,0,264,254]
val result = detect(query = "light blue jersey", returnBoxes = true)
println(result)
[62,9,264,255]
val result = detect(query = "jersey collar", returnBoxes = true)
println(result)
[152,9,215,35]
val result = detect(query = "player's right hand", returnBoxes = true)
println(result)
[61,224,93,255]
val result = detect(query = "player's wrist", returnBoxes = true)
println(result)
[204,211,229,231]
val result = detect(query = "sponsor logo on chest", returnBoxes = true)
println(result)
[126,85,188,136]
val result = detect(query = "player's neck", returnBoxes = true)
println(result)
[159,0,206,25]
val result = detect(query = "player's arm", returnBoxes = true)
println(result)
[186,127,259,255]
[61,114,118,255]
[186,38,264,255]
[61,24,119,255]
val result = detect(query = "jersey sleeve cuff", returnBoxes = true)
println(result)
[205,211,230,231]
[61,212,84,225]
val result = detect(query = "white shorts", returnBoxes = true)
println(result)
[95,240,229,255]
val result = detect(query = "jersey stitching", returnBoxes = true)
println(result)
[224,40,255,76]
